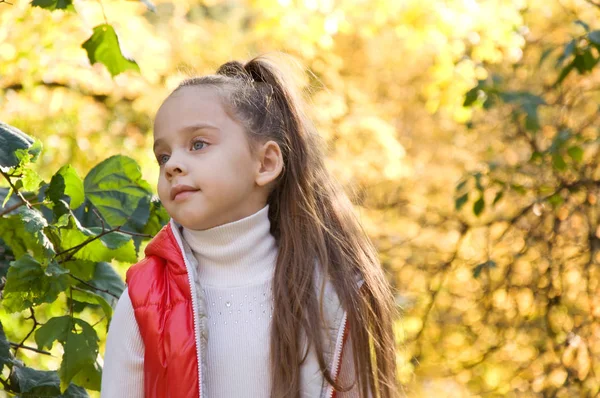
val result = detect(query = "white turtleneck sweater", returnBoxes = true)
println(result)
[101,205,306,397]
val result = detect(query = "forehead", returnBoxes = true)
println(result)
[153,86,228,136]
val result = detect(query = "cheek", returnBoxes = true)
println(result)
[157,175,169,203]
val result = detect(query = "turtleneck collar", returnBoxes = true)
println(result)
[181,205,278,287]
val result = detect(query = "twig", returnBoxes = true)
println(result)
[68,274,119,299]
[0,170,32,210]
[55,225,151,262]
[9,342,53,356]
[583,0,600,9]
[12,308,39,357]
[92,208,105,232]
[96,0,109,24]
[413,223,469,345]
[0,199,25,217]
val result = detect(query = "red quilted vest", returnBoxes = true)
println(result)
[126,222,352,398]
[126,223,201,398]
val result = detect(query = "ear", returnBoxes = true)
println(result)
[254,140,284,187]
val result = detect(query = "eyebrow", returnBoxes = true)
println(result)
[153,123,220,152]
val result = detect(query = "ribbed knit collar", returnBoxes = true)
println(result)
[181,205,278,287]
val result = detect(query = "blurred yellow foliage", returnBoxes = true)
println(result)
[2,0,600,396]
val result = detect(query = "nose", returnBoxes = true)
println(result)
[164,155,186,178]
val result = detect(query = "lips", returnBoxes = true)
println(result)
[170,184,199,201]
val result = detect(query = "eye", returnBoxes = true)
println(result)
[192,140,208,151]
[157,154,170,165]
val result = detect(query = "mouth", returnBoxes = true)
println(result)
[170,185,200,201]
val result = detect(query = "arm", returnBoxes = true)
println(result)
[101,287,144,398]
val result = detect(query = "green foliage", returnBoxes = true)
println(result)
[31,0,75,12]
[0,122,34,169]
[84,155,153,228]
[0,122,164,395]
[82,25,141,77]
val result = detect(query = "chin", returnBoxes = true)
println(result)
[174,215,209,230]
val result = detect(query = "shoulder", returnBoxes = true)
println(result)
[125,221,177,285]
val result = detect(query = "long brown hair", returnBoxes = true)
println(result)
[175,55,398,398]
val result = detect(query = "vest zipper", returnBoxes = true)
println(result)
[327,311,348,398]
[170,221,203,398]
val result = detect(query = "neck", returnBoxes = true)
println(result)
[182,205,278,287]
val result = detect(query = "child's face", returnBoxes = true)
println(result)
[153,86,265,230]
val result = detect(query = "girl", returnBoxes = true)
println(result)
[101,56,398,398]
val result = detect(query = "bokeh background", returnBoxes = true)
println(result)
[1,0,600,396]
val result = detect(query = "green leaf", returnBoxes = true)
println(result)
[529,151,543,163]
[88,262,125,304]
[463,87,479,107]
[548,193,564,208]
[48,173,66,204]
[142,198,169,236]
[552,154,567,171]
[567,146,584,163]
[62,383,91,397]
[58,320,99,390]
[82,24,140,77]
[70,361,102,391]
[510,184,526,195]
[0,121,34,169]
[492,191,504,206]
[0,215,30,260]
[2,255,69,312]
[0,322,12,371]
[0,187,22,213]
[588,30,600,46]
[84,155,152,228]
[62,259,96,281]
[0,208,56,261]
[455,179,468,194]
[58,215,137,263]
[95,229,132,250]
[499,91,545,131]
[31,0,75,11]
[12,365,61,395]
[575,20,590,32]
[35,316,72,351]
[474,172,483,191]
[71,288,113,322]
[555,61,574,86]
[18,207,55,259]
[582,49,597,71]
[48,165,85,209]
[20,167,44,192]
[557,39,576,67]
[523,103,540,131]
[473,196,485,216]
[35,316,99,390]
[538,47,555,67]
[473,260,496,278]
[574,54,586,73]
[455,193,469,211]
